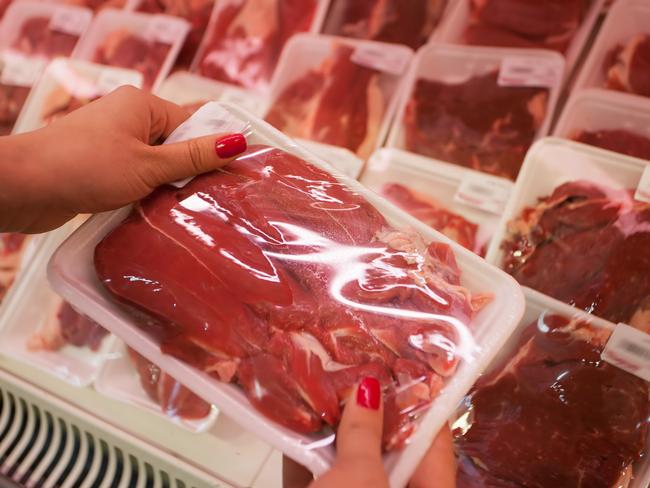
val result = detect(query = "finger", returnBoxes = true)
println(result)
[282,456,313,488]
[145,92,193,143]
[143,133,247,186]
[408,425,456,488]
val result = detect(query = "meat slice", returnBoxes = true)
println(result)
[573,129,650,161]
[0,84,30,135]
[404,70,548,180]
[603,34,650,98]
[265,45,386,159]
[127,348,212,420]
[322,0,447,50]
[0,233,27,302]
[502,181,650,329]
[62,0,126,11]
[454,314,648,487]
[381,183,479,253]
[95,145,489,450]
[197,0,317,90]
[93,29,171,89]
[12,16,81,58]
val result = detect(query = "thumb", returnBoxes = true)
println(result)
[143,133,247,186]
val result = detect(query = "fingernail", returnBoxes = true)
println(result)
[215,133,247,159]
[357,377,381,410]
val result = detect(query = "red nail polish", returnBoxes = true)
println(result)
[215,133,247,159]
[357,377,381,410]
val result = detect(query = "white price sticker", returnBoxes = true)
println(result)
[144,16,187,45]
[498,57,562,88]
[602,323,650,382]
[634,165,650,203]
[0,52,45,87]
[351,46,409,75]
[96,69,142,95]
[453,174,512,215]
[49,8,89,36]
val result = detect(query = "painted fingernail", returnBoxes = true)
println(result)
[215,133,247,159]
[357,377,381,410]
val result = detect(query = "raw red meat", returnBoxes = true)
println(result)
[502,181,650,330]
[0,84,30,135]
[0,233,27,302]
[95,145,490,449]
[127,348,212,420]
[465,0,590,53]
[265,45,386,159]
[322,0,447,50]
[381,183,479,253]
[603,34,650,98]
[454,314,648,487]
[573,129,650,161]
[404,70,548,180]
[197,0,317,90]
[63,0,126,11]
[93,29,171,89]
[12,17,81,58]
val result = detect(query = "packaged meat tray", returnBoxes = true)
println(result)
[191,0,328,92]
[554,89,650,161]
[574,0,650,99]
[265,33,413,160]
[0,225,114,387]
[95,340,218,433]
[155,70,267,116]
[434,0,604,71]
[13,59,143,134]
[48,102,524,486]
[0,1,92,133]
[0,233,36,305]
[453,287,650,488]
[72,9,190,90]
[387,43,563,181]
[321,0,450,50]
[296,138,363,179]
[486,137,650,331]
[361,148,513,256]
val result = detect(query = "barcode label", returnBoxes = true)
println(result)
[351,46,410,75]
[144,16,187,44]
[498,56,562,88]
[49,8,89,36]
[0,52,45,87]
[96,69,142,95]
[454,173,513,215]
[602,323,650,382]
[634,166,650,204]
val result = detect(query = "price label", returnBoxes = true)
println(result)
[454,173,513,215]
[219,88,266,115]
[0,52,45,87]
[602,323,650,382]
[634,165,650,204]
[351,46,410,76]
[96,69,142,95]
[144,16,188,44]
[498,56,562,88]
[49,8,90,36]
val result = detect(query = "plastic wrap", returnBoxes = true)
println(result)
[192,0,324,91]
[13,59,143,134]
[554,89,650,161]
[453,288,650,488]
[95,340,218,433]
[48,102,524,486]
[265,34,412,160]
[72,9,189,90]
[486,137,650,330]
[0,233,30,303]
[387,43,563,181]
[321,0,449,50]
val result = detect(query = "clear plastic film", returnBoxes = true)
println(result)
[193,0,321,91]
[321,0,448,50]
[452,288,650,488]
[264,34,412,160]
[48,102,525,486]
[487,138,650,331]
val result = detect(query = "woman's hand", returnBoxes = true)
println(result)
[283,377,457,488]
[0,86,247,233]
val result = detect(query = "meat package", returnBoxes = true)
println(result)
[321,0,448,50]
[0,233,28,303]
[13,59,143,134]
[193,0,320,91]
[265,35,412,160]
[390,44,563,181]
[603,33,650,98]
[453,289,649,488]
[573,130,650,161]
[47,103,525,484]
[487,138,650,331]
[0,2,92,133]
[73,10,190,90]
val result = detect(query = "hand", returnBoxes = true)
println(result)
[0,86,247,233]
[283,377,457,488]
